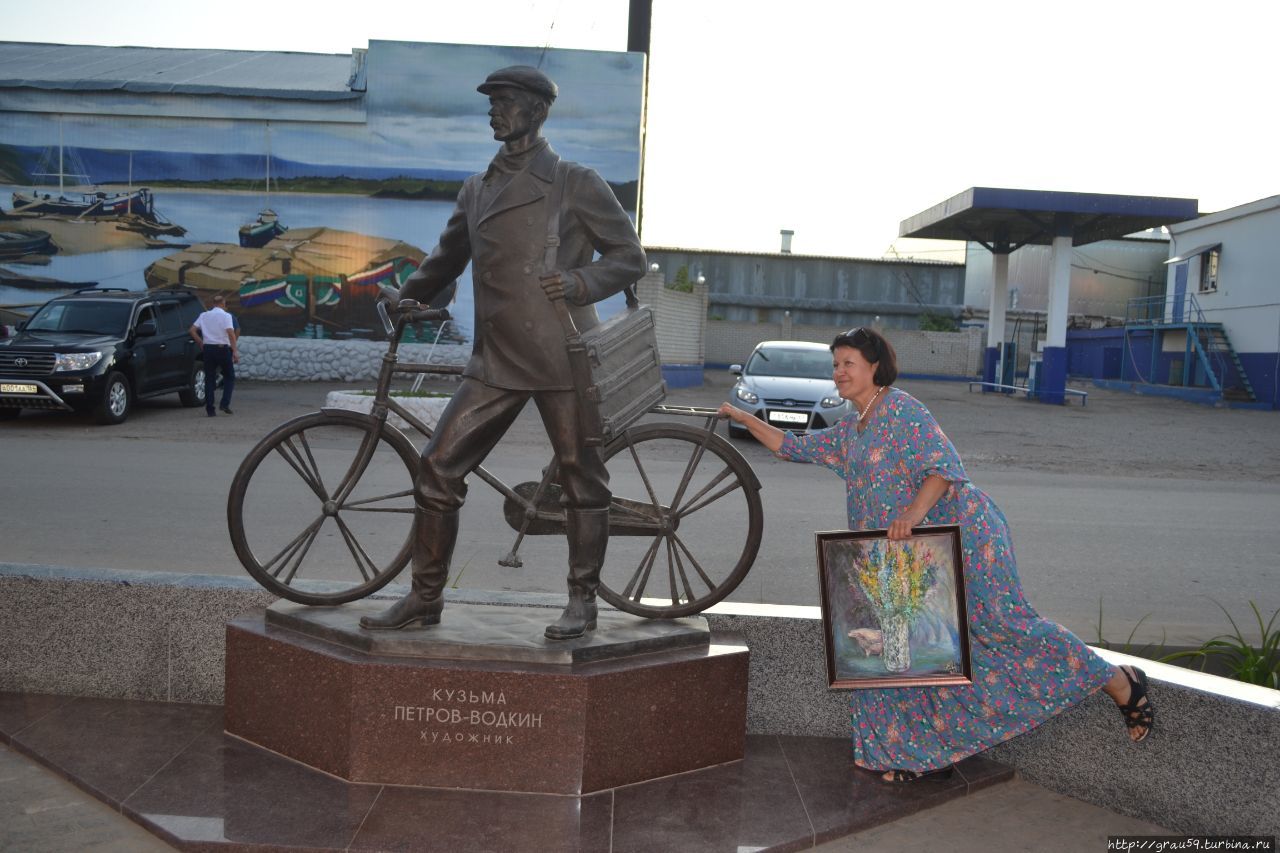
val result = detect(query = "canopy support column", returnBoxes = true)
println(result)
[1041,216,1072,404]
[984,245,1012,389]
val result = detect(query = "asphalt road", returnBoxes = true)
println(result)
[2,370,1277,646]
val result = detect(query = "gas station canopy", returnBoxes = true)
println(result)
[897,187,1199,405]
[899,187,1198,248]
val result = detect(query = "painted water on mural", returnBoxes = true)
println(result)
[0,186,629,341]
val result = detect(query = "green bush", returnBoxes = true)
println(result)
[918,312,958,332]
[667,265,694,293]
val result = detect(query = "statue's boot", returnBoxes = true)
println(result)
[359,509,457,630]
[545,508,609,640]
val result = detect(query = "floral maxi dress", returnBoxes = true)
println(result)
[779,388,1115,772]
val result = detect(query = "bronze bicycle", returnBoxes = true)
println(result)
[227,300,763,619]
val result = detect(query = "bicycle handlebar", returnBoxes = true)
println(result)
[376,299,451,336]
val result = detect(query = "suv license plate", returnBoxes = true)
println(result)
[769,411,808,424]
[1,383,38,394]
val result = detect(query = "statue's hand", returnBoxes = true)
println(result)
[539,271,581,303]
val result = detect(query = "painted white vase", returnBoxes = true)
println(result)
[880,612,912,673]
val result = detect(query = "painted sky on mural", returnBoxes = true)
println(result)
[6,0,1278,261]
[1,41,644,187]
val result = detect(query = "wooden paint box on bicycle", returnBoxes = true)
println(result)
[574,303,666,445]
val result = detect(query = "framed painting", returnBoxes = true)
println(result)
[815,526,972,689]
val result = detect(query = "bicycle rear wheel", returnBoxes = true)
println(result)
[227,410,420,605]
[599,422,763,618]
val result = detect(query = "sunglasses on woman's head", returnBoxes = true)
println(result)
[842,327,878,355]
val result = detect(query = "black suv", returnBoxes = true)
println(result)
[0,287,207,424]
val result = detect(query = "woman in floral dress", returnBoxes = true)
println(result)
[719,327,1154,782]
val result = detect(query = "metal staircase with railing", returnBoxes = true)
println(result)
[1123,294,1257,402]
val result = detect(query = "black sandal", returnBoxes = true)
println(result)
[1117,665,1155,742]
[882,765,954,784]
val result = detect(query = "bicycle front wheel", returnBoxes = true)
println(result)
[227,410,421,605]
[599,422,763,618]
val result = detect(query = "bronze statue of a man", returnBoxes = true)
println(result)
[359,65,647,640]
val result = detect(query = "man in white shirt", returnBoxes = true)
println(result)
[188,293,239,416]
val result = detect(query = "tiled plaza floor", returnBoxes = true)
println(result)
[0,691,1037,852]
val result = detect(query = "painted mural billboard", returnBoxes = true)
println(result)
[0,40,646,342]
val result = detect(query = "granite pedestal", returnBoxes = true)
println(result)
[225,601,749,795]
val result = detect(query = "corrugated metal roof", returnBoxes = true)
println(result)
[644,245,963,267]
[0,42,361,101]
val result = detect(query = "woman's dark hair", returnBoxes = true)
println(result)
[831,327,898,386]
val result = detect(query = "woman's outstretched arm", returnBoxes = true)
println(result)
[717,402,786,452]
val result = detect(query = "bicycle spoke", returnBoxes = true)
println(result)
[670,531,718,593]
[272,435,330,502]
[333,431,382,505]
[675,467,742,518]
[295,430,329,499]
[669,536,696,604]
[620,534,663,601]
[333,515,378,583]
[341,488,418,513]
[625,436,663,509]
[263,516,325,585]
[668,432,713,514]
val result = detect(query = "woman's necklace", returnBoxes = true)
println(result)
[857,386,885,422]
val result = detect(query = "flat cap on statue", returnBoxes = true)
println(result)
[477,65,558,102]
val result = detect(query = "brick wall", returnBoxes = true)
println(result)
[635,271,708,365]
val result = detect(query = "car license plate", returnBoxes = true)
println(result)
[769,411,808,424]
[1,383,38,394]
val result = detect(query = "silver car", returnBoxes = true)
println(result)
[726,340,852,439]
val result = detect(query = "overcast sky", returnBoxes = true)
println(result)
[7,0,1277,261]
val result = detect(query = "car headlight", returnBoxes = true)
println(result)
[735,386,759,405]
[54,351,104,372]
[820,396,845,408]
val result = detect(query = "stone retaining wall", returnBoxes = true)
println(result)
[235,322,983,383]
[2,563,1275,835]
[236,336,470,382]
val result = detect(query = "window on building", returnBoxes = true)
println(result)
[1199,247,1220,292]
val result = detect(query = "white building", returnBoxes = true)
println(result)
[964,235,1170,320]
[1161,195,1280,407]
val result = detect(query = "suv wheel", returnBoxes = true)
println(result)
[94,371,132,425]
[0,408,19,421]
[179,363,206,407]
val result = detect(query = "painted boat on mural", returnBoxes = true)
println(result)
[238,208,288,248]
[9,187,186,237]
[10,140,186,236]
[237,125,288,248]
[12,186,151,218]
[0,229,53,258]
[143,226,427,338]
